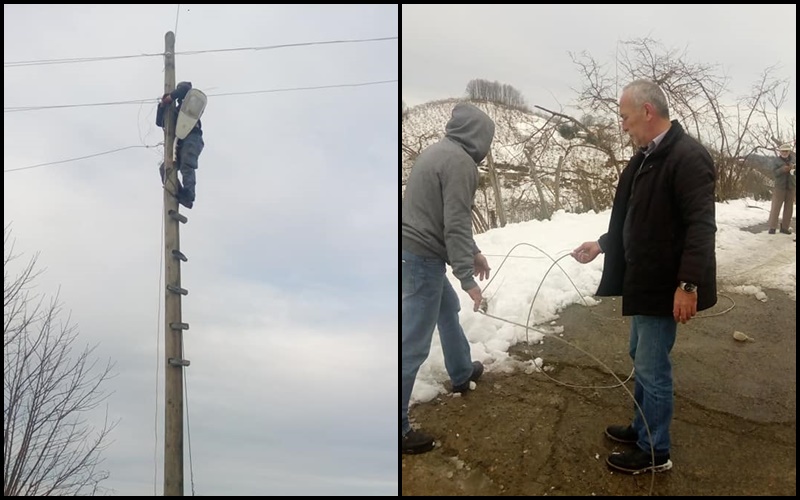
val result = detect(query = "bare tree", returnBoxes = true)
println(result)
[471,206,490,234]
[484,150,507,227]
[571,37,790,200]
[517,105,624,215]
[402,130,439,188]
[4,226,116,496]
[466,78,529,111]
[754,78,796,150]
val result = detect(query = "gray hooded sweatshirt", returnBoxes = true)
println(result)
[401,103,496,291]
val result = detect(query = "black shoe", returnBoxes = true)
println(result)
[402,429,435,455]
[452,361,484,393]
[177,188,195,209]
[780,228,793,234]
[605,425,638,444]
[768,229,776,234]
[606,448,672,474]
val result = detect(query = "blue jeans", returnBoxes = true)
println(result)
[401,250,474,436]
[158,130,204,200]
[629,315,677,455]
[176,130,204,198]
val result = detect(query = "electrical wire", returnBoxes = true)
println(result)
[153,203,165,496]
[4,79,397,113]
[174,4,181,40]
[182,333,196,496]
[3,144,162,173]
[474,241,739,494]
[3,36,398,68]
[479,243,634,390]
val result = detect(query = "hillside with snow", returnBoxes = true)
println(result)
[402,99,778,228]
[402,99,627,226]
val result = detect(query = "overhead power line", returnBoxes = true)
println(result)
[3,36,398,67]
[4,144,161,173]
[5,98,154,113]
[208,79,397,97]
[174,4,181,39]
[3,79,397,113]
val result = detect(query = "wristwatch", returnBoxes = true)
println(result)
[678,281,697,293]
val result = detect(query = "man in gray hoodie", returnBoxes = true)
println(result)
[401,102,495,454]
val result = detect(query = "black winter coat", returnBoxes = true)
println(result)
[155,81,202,133]
[597,120,717,316]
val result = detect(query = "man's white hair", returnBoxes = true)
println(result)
[622,79,670,119]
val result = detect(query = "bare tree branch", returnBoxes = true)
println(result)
[571,37,790,201]
[4,227,117,496]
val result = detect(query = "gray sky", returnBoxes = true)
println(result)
[403,4,796,124]
[4,4,397,496]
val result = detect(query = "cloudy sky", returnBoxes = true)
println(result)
[4,4,397,496]
[403,4,796,123]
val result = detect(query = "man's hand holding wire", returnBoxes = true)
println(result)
[571,241,602,264]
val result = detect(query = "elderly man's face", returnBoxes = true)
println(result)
[619,92,649,148]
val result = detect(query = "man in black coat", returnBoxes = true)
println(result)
[572,79,717,474]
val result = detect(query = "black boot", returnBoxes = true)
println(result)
[402,429,435,454]
[177,188,194,209]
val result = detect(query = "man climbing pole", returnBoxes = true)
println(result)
[157,81,205,209]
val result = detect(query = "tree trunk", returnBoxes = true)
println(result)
[529,162,550,220]
[485,150,507,227]
[472,206,489,234]
[553,155,564,212]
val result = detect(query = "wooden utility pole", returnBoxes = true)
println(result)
[163,30,189,497]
